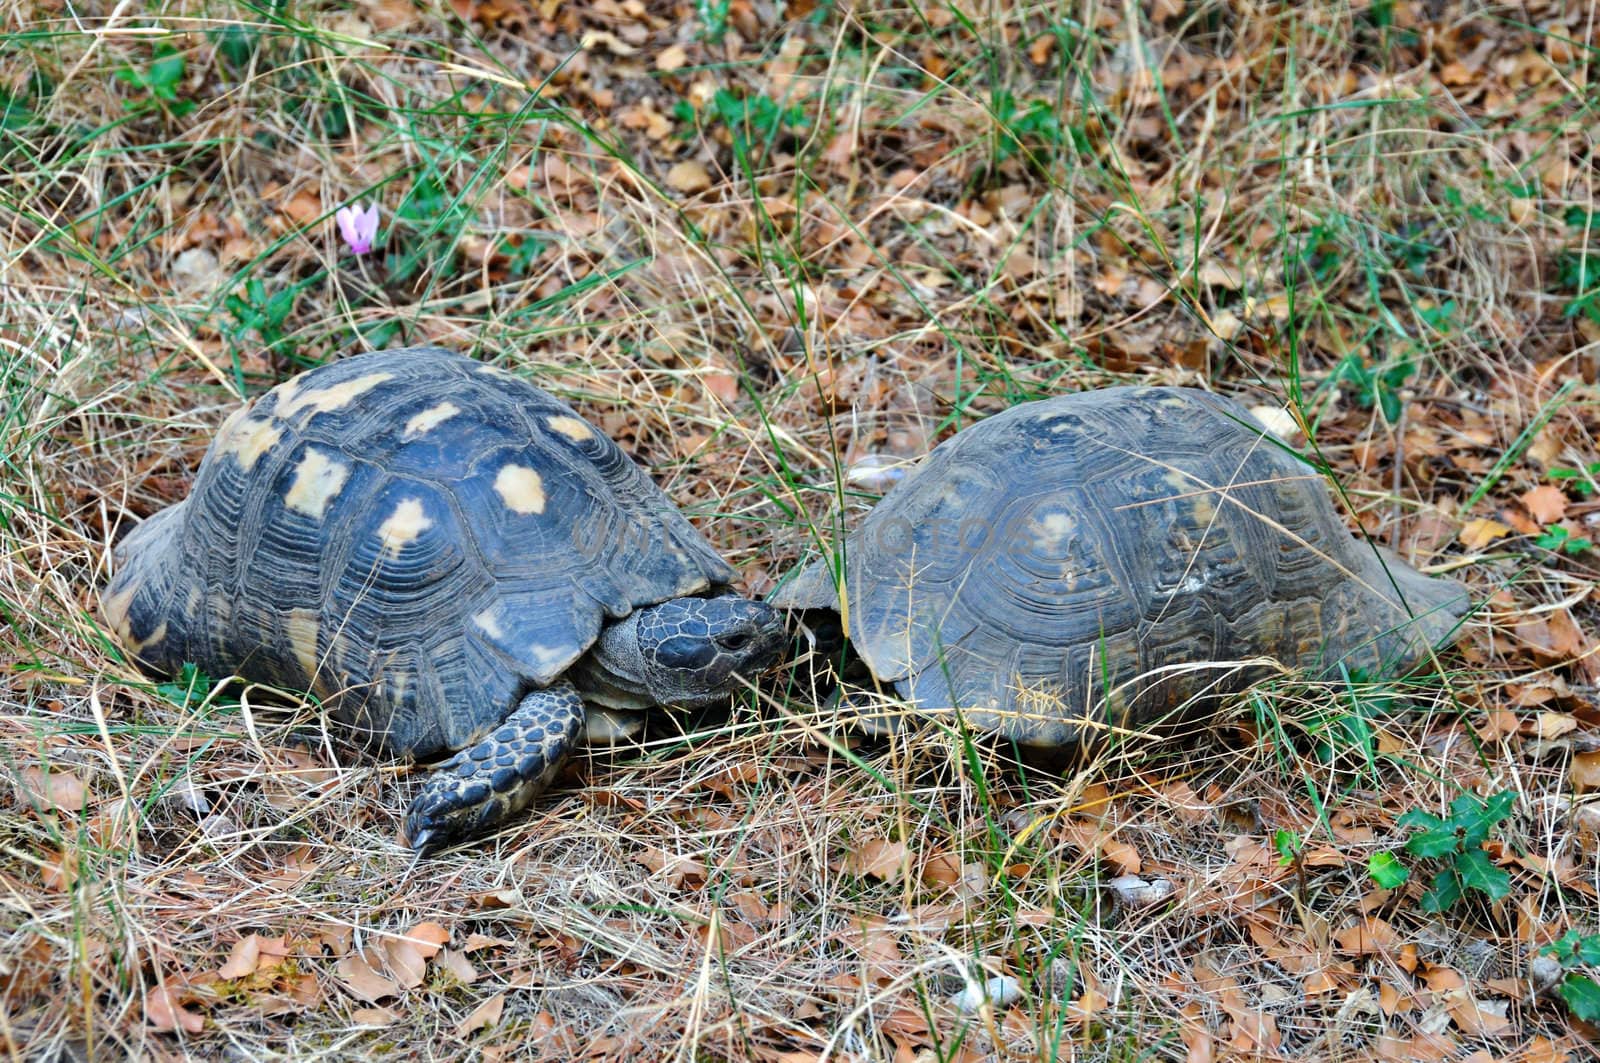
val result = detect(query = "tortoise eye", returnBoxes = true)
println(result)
[718,632,751,652]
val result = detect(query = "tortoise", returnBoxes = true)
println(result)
[102,347,786,853]
[769,386,1468,745]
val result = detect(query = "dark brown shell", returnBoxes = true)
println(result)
[770,387,1468,745]
[102,347,735,757]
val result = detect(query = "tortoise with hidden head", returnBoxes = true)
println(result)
[770,386,1468,745]
[103,347,786,853]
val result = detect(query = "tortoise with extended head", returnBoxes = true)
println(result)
[103,347,786,853]
[770,386,1468,744]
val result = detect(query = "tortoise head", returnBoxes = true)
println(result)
[588,595,786,707]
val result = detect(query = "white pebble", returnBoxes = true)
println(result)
[1109,874,1176,907]
[167,776,210,816]
[950,975,1023,1013]
[199,814,237,840]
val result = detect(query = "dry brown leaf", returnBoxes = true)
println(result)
[1571,751,1600,793]
[633,845,708,887]
[457,992,505,1037]
[463,933,514,953]
[1521,485,1568,524]
[145,984,204,1034]
[1534,713,1579,739]
[218,934,263,979]
[403,921,449,958]
[435,948,478,984]
[666,160,712,194]
[351,1006,398,1025]
[335,951,399,1002]
[282,189,321,227]
[1443,989,1513,1037]
[655,44,688,72]
[382,938,427,989]
[846,838,909,882]
[20,767,88,814]
[580,30,637,56]
[1334,918,1399,955]
[1058,819,1141,875]
[1459,517,1512,550]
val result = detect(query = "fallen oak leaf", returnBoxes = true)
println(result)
[145,983,204,1034]
[844,837,909,882]
[666,160,712,194]
[1521,485,1568,524]
[217,934,262,979]
[382,938,427,989]
[335,951,399,1002]
[457,992,505,1037]
[19,766,89,814]
[402,921,449,958]
[435,948,478,984]
[1458,517,1511,550]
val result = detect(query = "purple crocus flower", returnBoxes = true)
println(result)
[335,202,379,256]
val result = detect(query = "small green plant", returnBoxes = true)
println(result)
[386,174,470,286]
[1393,789,1516,912]
[115,43,194,117]
[1330,350,1415,423]
[990,91,1072,169]
[1558,207,1599,323]
[1541,930,1600,1023]
[1547,460,1600,497]
[1535,524,1592,555]
[708,89,808,160]
[224,276,298,352]
[695,0,731,42]
[155,663,213,711]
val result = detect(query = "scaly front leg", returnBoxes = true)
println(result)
[404,679,585,854]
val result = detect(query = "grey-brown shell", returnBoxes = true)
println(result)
[770,386,1468,745]
[102,347,735,757]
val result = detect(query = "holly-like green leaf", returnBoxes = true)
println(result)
[1399,810,1459,859]
[1453,848,1512,902]
[1559,974,1600,1023]
[1419,869,1462,913]
[1368,851,1409,889]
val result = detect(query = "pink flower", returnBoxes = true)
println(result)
[335,202,379,256]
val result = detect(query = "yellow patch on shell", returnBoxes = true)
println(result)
[283,448,350,519]
[377,498,433,557]
[475,363,516,379]
[285,608,321,686]
[404,402,461,437]
[545,415,594,442]
[472,607,504,640]
[494,464,546,515]
[528,643,571,671]
[1162,469,1218,523]
[215,408,283,470]
[128,619,168,656]
[274,371,394,424]
[1031,511,1074,552]
[100,583,137,645]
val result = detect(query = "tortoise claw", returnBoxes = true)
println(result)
[403,679,584,854]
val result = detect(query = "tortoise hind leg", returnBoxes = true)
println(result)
[404,679,585,854]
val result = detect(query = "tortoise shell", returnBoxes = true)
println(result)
[102,347,735,758]
[770,386,1468,745]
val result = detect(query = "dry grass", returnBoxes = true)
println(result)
[2,0,1599,1059]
